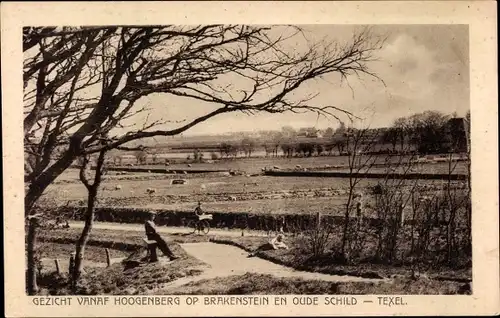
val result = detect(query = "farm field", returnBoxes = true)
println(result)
[44,171,462,204]
[113,156,352,174]
[41,163,467,227]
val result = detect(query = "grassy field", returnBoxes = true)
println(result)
[210,233,472,281]
[106,155,467,175]
[41,166,466,223]
[37,242,127,264]
[164,272,470,295]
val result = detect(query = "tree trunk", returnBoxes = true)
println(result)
[26,216,39,295]
[340,196,352,259]
[25,148,78,214]
[71,187,97,291]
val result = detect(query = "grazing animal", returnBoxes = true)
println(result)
[229,196,237,201]
[187,164,192,167]
[146,188,157,195]
[183,171,188,175]
[114,185,122,190]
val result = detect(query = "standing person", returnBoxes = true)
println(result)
[144,211,178,261]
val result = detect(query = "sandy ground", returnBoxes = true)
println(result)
[68,221,269,237]
[157,242,387,292]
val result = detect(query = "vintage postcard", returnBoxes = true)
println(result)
[2,1,498,317]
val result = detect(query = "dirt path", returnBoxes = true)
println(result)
[158,242,387,292]
[68,221,268,237]
[64,222,387,292]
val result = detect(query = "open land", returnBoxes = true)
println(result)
[33,152,471,295]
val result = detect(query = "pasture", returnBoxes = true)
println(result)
[42,154,467,219]
[106,154,468,175]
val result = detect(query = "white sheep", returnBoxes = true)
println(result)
[229,196,237,201]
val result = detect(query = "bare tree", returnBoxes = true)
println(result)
[24,26,385,291]
[240,137,256,158]
[71,148,107,290]
[134,149,148,165]
[24,26,385,213]
[339,126,380,261]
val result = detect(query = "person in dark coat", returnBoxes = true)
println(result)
[145,211,178,261]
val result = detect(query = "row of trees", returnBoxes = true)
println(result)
[215,111,468,159]
[106,110,469,165]
[382,111,470,155]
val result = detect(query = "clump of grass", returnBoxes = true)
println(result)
[75,254,204,295]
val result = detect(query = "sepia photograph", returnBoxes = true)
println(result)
[2,1,498,317]
[22,23,473,296]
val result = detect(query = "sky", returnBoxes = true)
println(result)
[128,24,469,136]
[31,24,469,138]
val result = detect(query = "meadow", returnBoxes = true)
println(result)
[43,163,465,218]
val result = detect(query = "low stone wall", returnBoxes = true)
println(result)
[264,170,467,180]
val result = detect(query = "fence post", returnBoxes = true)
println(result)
[316,212,322,229]
[69,252,76,276]
[54,259,61,274]
[105,248,111,267]
[400,204,405,227]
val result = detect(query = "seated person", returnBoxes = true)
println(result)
[144,211,178,261]
[194,201,204,217]
[248,234,289,257]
